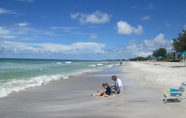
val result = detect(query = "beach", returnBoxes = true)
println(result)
[0,62,186,118]
[123,61,186,89]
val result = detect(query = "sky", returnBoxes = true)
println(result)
[0,0,186,60]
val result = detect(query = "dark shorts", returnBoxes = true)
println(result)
[100,93,104,96]
[116,91,120,94]
[113,91,120,94]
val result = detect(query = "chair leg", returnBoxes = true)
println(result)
[182,94,186,99]
[164,98,167,103]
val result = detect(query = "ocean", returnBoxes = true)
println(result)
[0,58,118,98]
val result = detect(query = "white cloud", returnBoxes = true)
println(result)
[153,33,166,45]
[141,15,150,20]
[72,42,105,53]
[71,11,112,24]
[117,21,143,35]
[0,8,12,14]
[144,40,154,47]
[1,36,17,39]
[133,25,143,35]
[0,27,17,39]
[0,27,9,34]
[70,13,79,19]
[0,41,105,55]
[0,7,24,16]
[88,33,99,39]
[18,22,29,27]
[38,43,71,52]
[117,21,133,35]
[144,33,167,47]
[0,33,172,59]
[0,41,36,52]
[125,33,172,57]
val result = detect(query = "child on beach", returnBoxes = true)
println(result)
[91,83,113,97]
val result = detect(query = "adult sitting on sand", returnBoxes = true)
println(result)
[110,75,123,94]
[91,83,113,97]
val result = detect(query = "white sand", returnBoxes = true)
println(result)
[122,61,186,90]
[1,64,186,117]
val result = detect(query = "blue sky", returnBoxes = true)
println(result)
[0,0,186,60]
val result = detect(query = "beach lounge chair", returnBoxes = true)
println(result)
[161,82,186,103]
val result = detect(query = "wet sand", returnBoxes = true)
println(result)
[0,64,185,118]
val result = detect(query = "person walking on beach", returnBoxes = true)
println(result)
[110,75,123,94]
[120,60,122,66]
[91,83,113,97]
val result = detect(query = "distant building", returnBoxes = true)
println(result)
[168,52,180,61]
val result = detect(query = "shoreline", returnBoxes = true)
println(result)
[0,64,186,117]
[0,59,117,98]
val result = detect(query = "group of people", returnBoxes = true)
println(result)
[91,75,123,97]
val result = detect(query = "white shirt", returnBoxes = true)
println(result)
[115,78,123,92]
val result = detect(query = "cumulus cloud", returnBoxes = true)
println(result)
[141,15,150,20]
[0,33,173,59]
[144,33,167,47]
[153,33,167,45]
[117,21,143,35]
[117,21,133,35]
[88,33,99,39]
[70,11,112,24]
[125,33,172,57]
[133,25,143,35]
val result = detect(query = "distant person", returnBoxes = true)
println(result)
[120,60,122,66]
[91,83,113,97]
[110,75,123,94]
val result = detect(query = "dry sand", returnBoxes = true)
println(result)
[123,61,186,90]
[0,62,186,118]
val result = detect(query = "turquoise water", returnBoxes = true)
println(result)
[0,58,118,98]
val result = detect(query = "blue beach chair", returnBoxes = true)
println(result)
[161,82,186,103]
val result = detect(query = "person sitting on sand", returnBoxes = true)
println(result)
[91,83,113,97]
[110,75,123,94]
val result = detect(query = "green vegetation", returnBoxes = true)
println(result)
[129,56,149,61]
[172,30,186,52]
[152,48,167,58]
